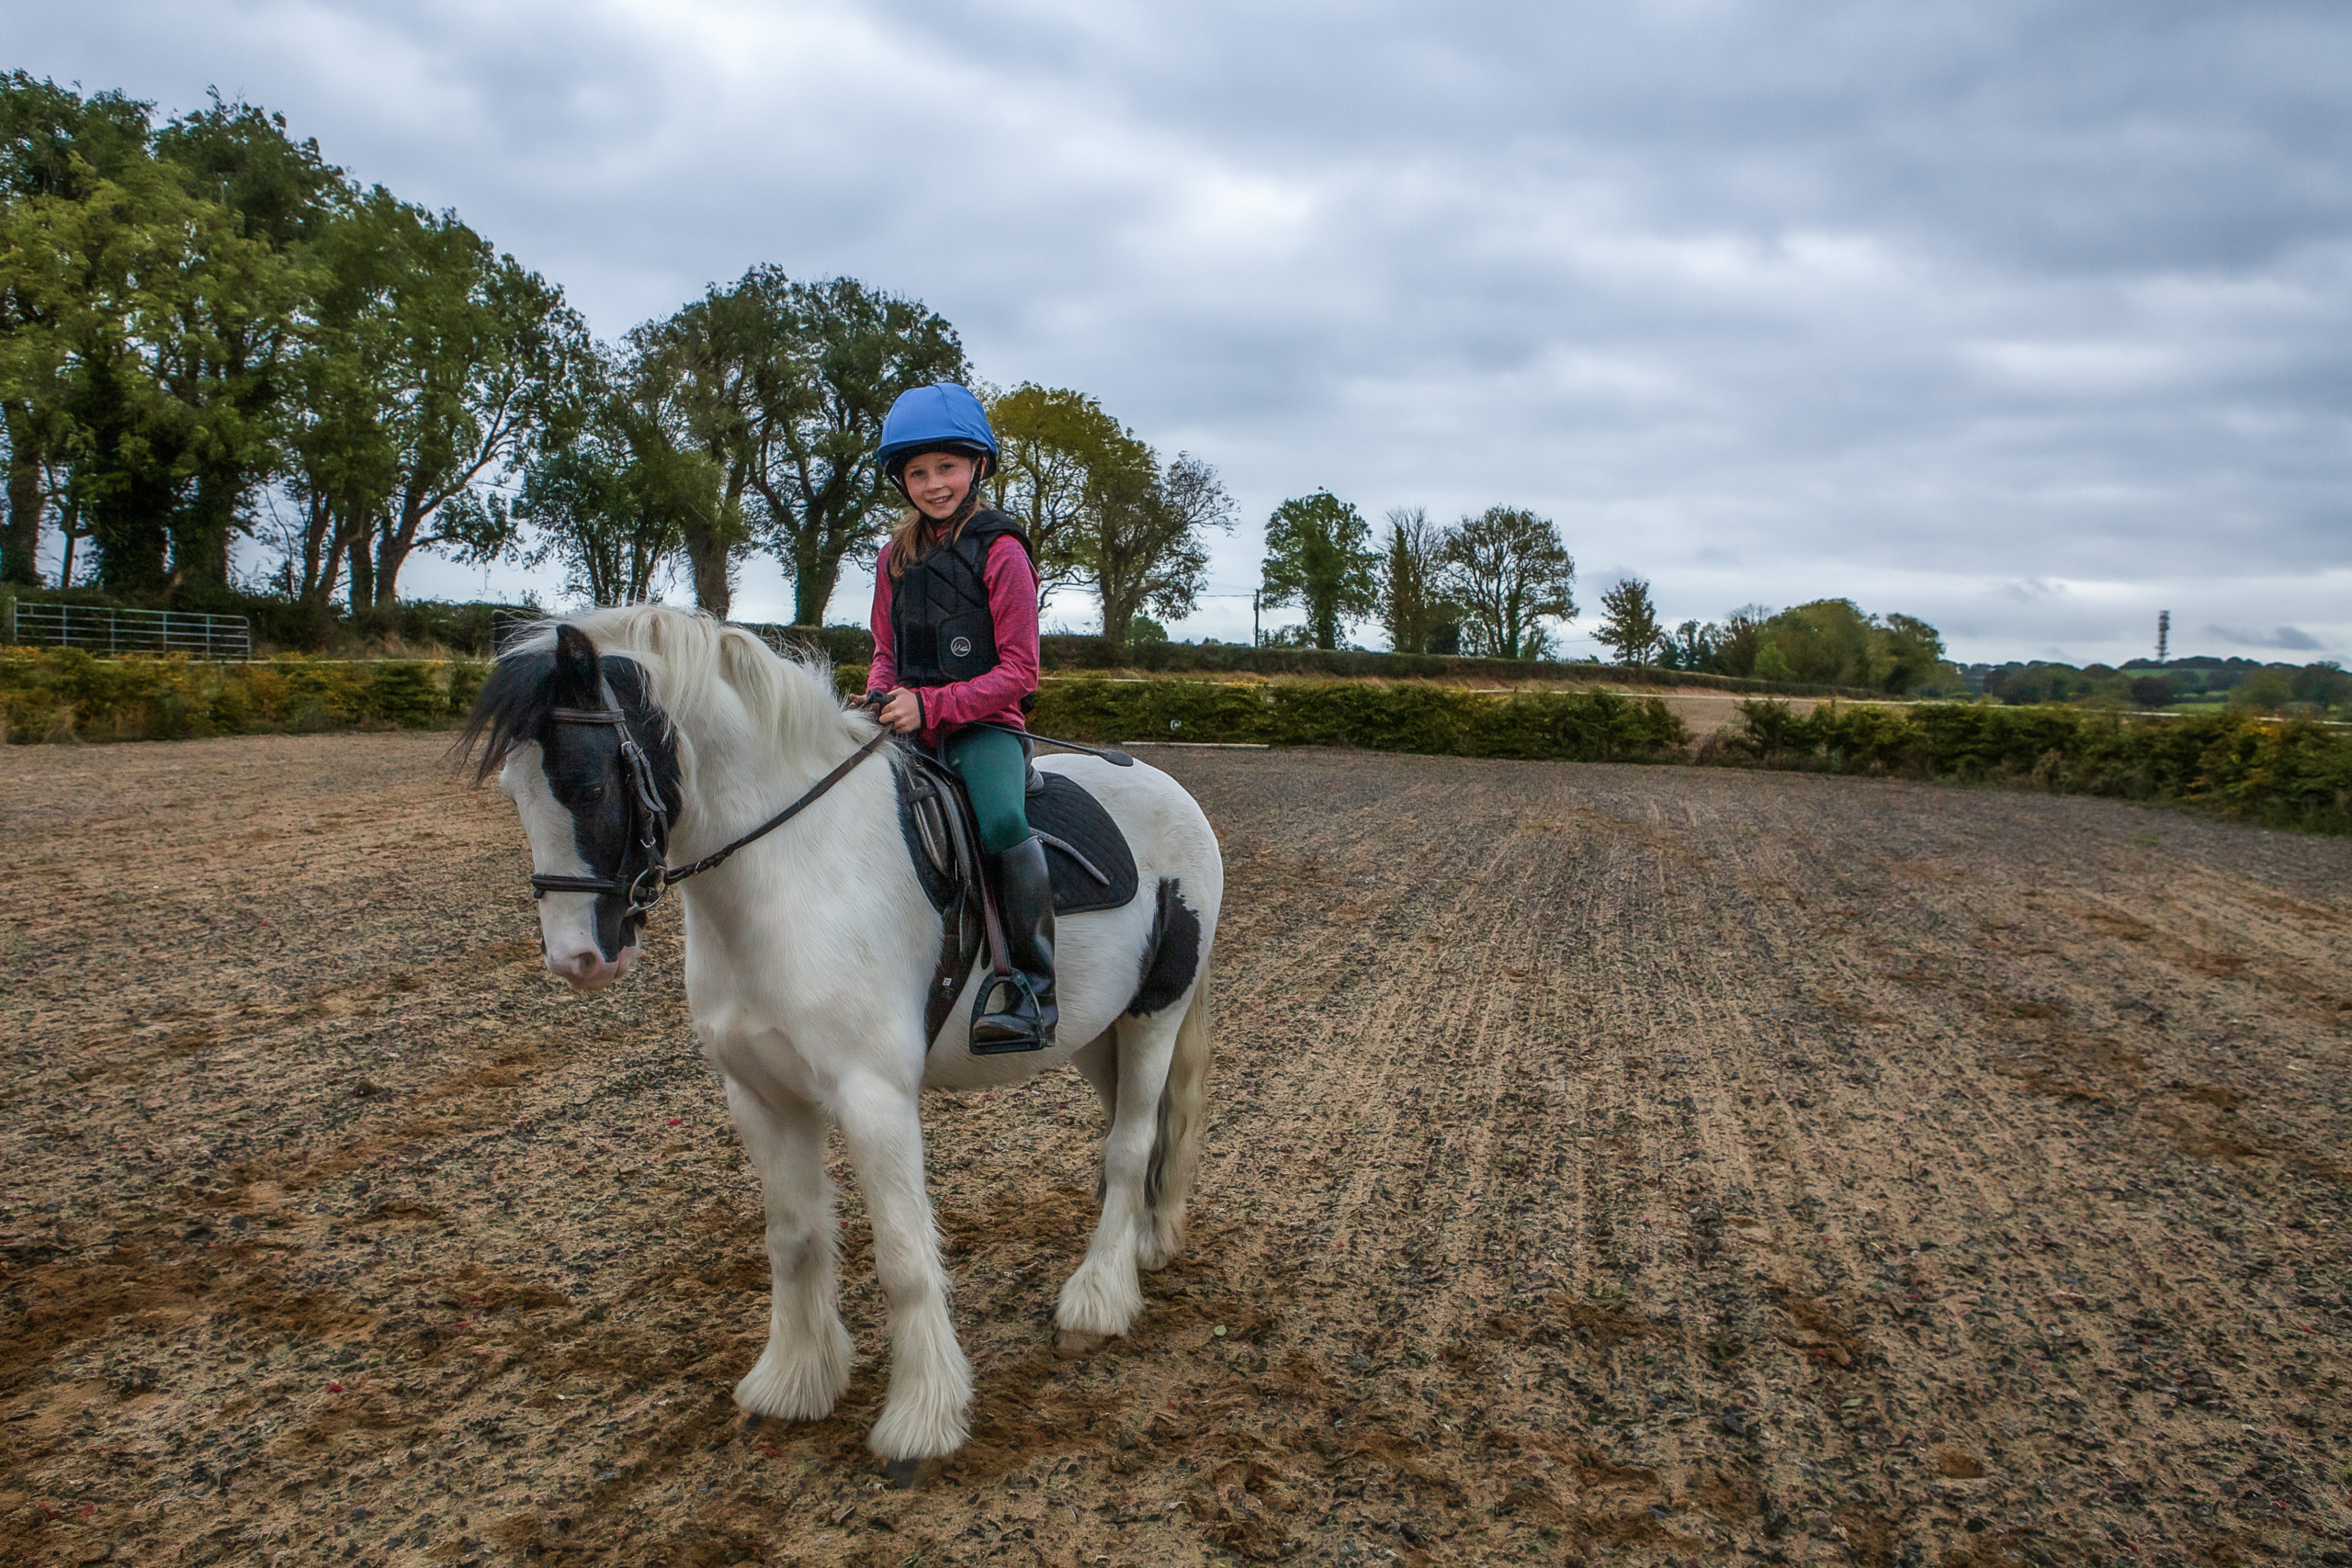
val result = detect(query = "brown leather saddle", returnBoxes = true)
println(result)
[895,742,1140,1046]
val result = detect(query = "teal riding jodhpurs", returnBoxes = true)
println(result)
[945,725,1033,856]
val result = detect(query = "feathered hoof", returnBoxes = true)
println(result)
[883,1456,945,1490]
[1137,1214,1187,1272]
[1055,1327,1109,1359]
[733,1328,853,1422]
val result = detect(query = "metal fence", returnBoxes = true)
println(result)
[6,601,252,660]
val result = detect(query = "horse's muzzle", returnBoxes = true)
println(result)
[548,943,639,992]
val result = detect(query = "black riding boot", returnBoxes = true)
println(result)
[970,836,1057,1054]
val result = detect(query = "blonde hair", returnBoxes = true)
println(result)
[883,491,986,580]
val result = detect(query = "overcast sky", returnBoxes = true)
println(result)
[19,0,2351,664]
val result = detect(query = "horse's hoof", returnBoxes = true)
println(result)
[882,1456,944,1490]
[1055,1328,1108,1359]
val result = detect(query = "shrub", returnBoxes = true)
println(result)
[1712,700,2352,833]
[0,650,485,743]
[1030,678,1687,762]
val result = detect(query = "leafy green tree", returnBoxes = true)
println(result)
[345,204,586,609]
[987,383,1149,608]
[739,273,965,625]
[0,73,153,587]
[271,188,409,609]
[1,144,311,597]
[2230,669,2294,713]
[1658,618,1724,671]
[1440,505,1576,660]
[1597,577,1664,665]
[512,354,707,607]
[1378,506,1453,655]
[622,275,774,615]
[1261,491,1378,649]
[1083,451,1233,650]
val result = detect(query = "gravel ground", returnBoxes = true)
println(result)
[2,732,2348,1568]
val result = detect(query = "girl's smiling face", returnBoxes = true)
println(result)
[902,450,979,522]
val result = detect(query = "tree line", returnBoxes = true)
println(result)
[1253,490,1953,694]
[0,76,1233,646]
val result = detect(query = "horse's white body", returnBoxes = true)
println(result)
[494,608,1220,1465]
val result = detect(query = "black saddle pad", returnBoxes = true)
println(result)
[1031,772,1139,914]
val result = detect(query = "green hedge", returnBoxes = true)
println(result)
[0,649,489,743]
[1026,677,1689,762]
[779,622,1867,697]
[1719,700,2352,833]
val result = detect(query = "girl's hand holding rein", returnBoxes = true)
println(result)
[877,688,923,734]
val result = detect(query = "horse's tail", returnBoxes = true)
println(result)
[1142,958,1213,1268]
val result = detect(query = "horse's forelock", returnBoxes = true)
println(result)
[456,649,557,784]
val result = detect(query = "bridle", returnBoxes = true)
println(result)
[529,698,888,924]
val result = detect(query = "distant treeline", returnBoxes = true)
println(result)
[1962,656,2349,714]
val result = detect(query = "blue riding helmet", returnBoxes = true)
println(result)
[876,384,999,487]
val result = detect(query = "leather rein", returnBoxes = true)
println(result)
[529,701,888,919]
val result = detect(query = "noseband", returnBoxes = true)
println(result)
[528,699,888,922]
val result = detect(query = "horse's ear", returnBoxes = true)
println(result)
[552,624,601,705]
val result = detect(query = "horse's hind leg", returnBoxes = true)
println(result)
[725,1078,854,1422]
[835,1074,972,1463]
[1054,1005,1182,1352]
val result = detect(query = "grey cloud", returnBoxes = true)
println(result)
[2203,625,2327,652]
[16,0,2352,664]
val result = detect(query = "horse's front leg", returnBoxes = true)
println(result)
[725,1077,854,1422]
[836,1073,972,1470]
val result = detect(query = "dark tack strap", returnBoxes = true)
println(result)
[659,732,890,891]
[531,874,619,897]
[548,706,627,725]
[967,720,1135,767]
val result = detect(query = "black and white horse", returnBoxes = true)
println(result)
[461,608,1221,1474]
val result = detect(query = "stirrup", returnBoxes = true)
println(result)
[969,972,1052,1055]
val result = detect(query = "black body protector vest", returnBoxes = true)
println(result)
[888,510,1031,688]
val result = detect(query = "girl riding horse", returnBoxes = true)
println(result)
[865,384,1056,1054]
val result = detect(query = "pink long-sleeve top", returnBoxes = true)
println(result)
[865,532,1039,750]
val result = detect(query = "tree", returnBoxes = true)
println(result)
[1658,618,1724,672]
[1596,577,1664,665]
[987,383,1148,609]
[622,276,773,615]
[345,206,585,609]
[1,144,311,597]
[1378,506,1453,655]
[272,187,410,610]
[512,355,706,608]
[1261,491,1379,649]
[738,273,965,626]
[1084,451,1234,650]
[1439,505,1576,660]
[0,73,153,588]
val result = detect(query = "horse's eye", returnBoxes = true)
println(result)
[569,783,605,806]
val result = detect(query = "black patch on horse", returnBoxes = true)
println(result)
[458,628,682,961]
[1126,877,1203,1018]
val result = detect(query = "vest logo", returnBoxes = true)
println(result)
[949,636,974,659]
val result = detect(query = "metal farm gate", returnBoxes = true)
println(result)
[6,602,253,660]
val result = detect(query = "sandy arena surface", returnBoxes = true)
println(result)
[3,733,2348,1567]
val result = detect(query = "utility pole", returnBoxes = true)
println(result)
[2156,609,2170,663]
[1252,591,1261,649]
